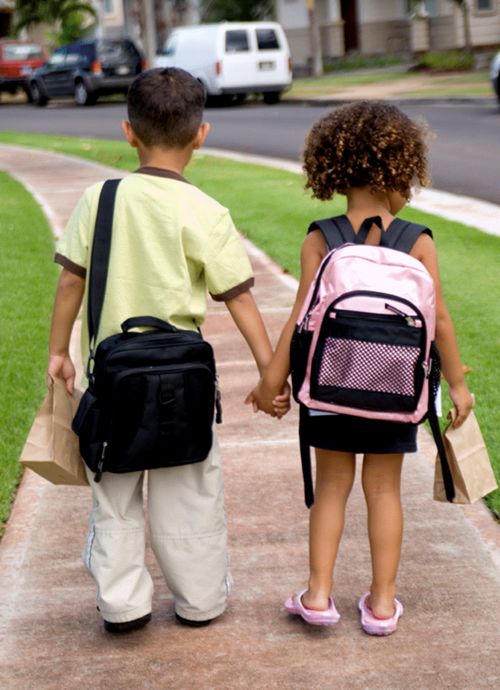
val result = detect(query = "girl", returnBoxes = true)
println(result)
[247,101,473,635]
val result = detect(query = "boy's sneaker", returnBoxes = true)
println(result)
[358,593,403,636]
[175,613,213,627]
[104,613,152,634]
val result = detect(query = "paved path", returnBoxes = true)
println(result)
[0,146,499,690]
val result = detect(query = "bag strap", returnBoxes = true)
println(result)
[381,218,433,253]
[87,179,121,370]
[299,405,315,508]
[427,396,455,502]
[426,342,455,502]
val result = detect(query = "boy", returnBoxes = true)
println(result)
[48,68,287,633]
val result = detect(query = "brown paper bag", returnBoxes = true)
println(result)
[20,378,89,486]
[434,408,497,504]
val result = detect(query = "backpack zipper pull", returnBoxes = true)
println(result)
[94,441,107,483]
[385,303,417,327]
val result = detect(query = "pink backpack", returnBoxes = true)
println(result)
[290,215,452,506]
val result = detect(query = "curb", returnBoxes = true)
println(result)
[282,96,496,107]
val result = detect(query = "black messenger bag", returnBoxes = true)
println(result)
[72,179,221,482]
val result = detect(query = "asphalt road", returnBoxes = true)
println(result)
[1,99,499,204]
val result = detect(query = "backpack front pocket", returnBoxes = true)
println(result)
[106,364,215,472]
[310,309,425,413]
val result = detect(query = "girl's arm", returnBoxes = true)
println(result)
[413,234,473,427]
[246,231,326,415]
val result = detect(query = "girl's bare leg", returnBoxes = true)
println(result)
[302,449,356,611]
[361,453,404,618]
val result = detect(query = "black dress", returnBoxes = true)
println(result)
[301,409,418,455]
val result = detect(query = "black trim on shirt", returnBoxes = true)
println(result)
[210,277,255,302]
[54,252,86,278]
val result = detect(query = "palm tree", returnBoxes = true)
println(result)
[14,0,97,45]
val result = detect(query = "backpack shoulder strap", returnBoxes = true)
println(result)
[87,178,121,352]
[307,214,357,251]
[382,219,433,254]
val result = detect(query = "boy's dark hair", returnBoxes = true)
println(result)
[127,68,206,148]
[303,101,430,201]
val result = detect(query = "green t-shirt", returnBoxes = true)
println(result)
[55,167,254,366]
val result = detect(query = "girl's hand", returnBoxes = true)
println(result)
[272,382,291,418]
[448,381,474,428]
[48,354,76,395]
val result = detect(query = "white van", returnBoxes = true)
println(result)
[154,22,292,104]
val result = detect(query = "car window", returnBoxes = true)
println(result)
[225,30,249,53]
[3,44,43,60]
[98,39,135,62]
[256,29,280,51]
[65,52,81,66]
[48,50,66,66]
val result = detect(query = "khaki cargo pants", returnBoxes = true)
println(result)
[83,434,230,624]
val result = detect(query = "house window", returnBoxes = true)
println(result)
[406,0,438,17]
[103,0,115,15]
[476,0,492,10]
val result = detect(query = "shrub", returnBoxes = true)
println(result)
[413,50,475,71]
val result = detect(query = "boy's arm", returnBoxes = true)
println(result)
[247,232,325,415]
[48,268,85,394]
[224,289,273,376]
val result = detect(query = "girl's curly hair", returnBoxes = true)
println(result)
[303,101,430,201]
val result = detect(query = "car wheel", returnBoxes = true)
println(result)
[30,81,48,106]
[74,81,96,106]
[495,76,500,103]
[263,91,281,105]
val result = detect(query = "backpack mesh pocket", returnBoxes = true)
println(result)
[310,310,425,412]
[318,338,420,396]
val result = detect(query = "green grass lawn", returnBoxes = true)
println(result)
[0,131,498,517]
[0,171,58,533]
[288,69,490,98]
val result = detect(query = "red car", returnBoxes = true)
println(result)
[0,40,47,101]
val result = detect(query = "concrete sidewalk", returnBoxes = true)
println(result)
[0,146,499,690]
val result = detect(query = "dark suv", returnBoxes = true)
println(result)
[29,38,144,106]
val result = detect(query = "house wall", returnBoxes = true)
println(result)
[278,0,500,64]
[468,3,500,47]
[278,0,343,63]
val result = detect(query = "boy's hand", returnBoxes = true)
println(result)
[245,379,290,418]
[48,354,76,395]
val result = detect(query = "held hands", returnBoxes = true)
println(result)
[47,354,76,395]
[245,379,291,419]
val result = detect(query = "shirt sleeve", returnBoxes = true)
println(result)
[204,211,254,301]
[54,186,97,277]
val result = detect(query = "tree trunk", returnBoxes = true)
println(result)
[462,1,472,52]
[307,1,323,77]
[142,0,157,67]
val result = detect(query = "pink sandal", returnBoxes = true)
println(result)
[358,592,403,636]
[284,589,340,626]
